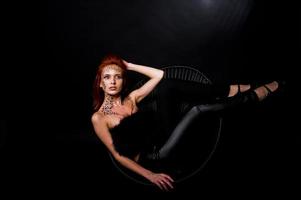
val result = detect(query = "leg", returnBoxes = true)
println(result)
[155,78,231,146]
[153,106,202,160]
[152,93,257,160]
[155,78,250,144]
[147,81,280,160]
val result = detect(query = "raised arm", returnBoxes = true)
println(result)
[124,60,164,103]
[91,114,174,191]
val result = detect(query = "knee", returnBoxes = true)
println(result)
[195,104,211,113]
[190,105,201,114]
[195,104,221,113]
[190,105,214,115]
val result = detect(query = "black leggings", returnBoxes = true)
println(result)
[155,78,229,139]
[147,78,259,160]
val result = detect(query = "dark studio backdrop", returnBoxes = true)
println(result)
[2,0,299,196]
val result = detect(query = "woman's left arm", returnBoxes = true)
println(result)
[124,60,164,103]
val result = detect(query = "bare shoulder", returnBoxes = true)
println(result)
[91,111,115,153]
[91,111,106,126]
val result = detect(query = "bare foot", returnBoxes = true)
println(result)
[254,81,279,101]
[228,84,251,97]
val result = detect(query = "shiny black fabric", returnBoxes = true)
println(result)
[149,90,259,160]
[154,78,230,145]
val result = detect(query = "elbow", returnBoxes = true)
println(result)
[112,150,123,161]
[158,69,164,80]
[113,152,128,165]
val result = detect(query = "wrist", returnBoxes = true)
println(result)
[144,170,154,180]
[126,62,134,70]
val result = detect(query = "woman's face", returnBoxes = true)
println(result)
[100,64,124,96]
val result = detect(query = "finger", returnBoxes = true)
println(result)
[161,174,174,182]
[159,180,169,191]
[160,177,173,190]
[155,182,163,191]
[162,178,174,190]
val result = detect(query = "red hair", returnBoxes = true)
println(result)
[92,54,128,111]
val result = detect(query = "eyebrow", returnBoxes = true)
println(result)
[102,72,122,76]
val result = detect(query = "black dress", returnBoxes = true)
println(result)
[110,110,156,159]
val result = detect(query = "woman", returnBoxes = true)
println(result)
[91,54,280,191]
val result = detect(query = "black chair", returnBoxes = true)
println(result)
[109,66,222,184]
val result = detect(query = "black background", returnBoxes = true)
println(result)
[2,0,300,196]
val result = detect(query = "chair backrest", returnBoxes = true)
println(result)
[163,66,211,84]
[134,66,212,114]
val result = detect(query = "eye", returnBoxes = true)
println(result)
[103,75,110,79]
[116,75,122,79]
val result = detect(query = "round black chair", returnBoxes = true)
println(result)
[109,66,222,185]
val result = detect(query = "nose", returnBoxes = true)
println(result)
[110,77,116,84]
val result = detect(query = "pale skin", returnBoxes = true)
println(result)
[91,60,279,191]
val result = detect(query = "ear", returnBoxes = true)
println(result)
[99,82,103,88]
